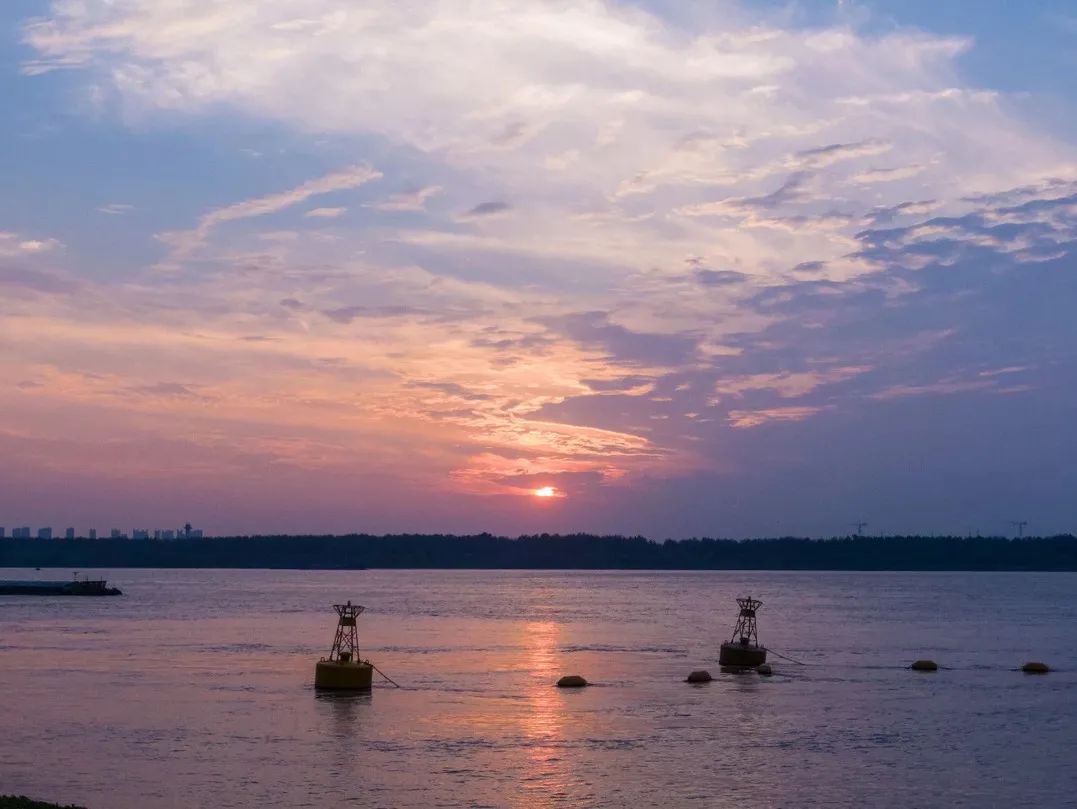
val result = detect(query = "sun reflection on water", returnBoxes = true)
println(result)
[514,620,572,804]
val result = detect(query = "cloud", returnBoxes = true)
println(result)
[157,164,381,258]
[0,232,63,256]
[460,201,511,218]
[677,173,814,218]
[695,269,748,286]
[304,207,346,219]
[10,2,1077,533]
[554,312,698,368]
[97,203,134,215]
[126,382,209,399]
[373,185,443,212]
[728,405,831,428]
[321,305,422,323]
[0,266,77,294]
[851,164,927,184]
[791,138,892,170]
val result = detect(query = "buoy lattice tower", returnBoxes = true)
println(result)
[314,600,374,690]
[718,595,768,669]
[329,601,363,663]
[731,596,761,647]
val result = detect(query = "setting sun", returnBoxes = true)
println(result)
[534,486,557,498]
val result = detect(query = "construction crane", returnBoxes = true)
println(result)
[1007,520,1028,538]
[850,521,868,536]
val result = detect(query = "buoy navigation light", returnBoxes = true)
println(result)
[718,595,768,669]
[314,601,374,690]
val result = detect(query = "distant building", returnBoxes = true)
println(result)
[37,528,52,540]
[13,527,31,539]
[88,529,97,540]
[0,527,5,538]
[161,530,175,541]
[110,529,127,539]
[190,529,204,539]
[132,529,149,540]
[65,527,75,540]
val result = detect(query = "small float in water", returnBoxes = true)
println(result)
[719,595,767,670]
[314,601,374,691]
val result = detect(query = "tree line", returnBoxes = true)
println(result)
[2,533,1076,570]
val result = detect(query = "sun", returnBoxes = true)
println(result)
[533,486,557,498]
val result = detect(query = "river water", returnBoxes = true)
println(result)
[1,569,1075,808]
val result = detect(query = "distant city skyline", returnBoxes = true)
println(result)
[2,1,1076,537]
[1,524,204,539]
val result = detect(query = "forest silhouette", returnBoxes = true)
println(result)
[3,533,1076,571]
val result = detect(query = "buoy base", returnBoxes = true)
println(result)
[315,660,374,690]
[910,659,938,671]
[685,670,713,683]
[719,642,767,669]
[557,675,588,688]
[1022,661,1050,674]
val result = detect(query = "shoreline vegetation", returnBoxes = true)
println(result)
[2,533,1076,571]
[0,798,86,809]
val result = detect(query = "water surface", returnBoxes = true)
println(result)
[1,569,1074,808]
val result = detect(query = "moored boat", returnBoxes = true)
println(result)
[0,576,122,596]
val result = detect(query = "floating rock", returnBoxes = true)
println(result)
[685,670,712,683]
[757,664,773,676]
[556,675,588,688]
[1022,661,1050,674]
[910,659,938,672]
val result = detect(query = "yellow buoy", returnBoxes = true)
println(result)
[315,658,373,689]
[910,659,938,671]
[557,675,588,688]
[685,670,713,683]
[1022,661,1050,674]
[314,601,375,691]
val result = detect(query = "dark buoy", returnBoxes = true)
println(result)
[757,663,773,676]
[1022,661,1050,674]
[685,670,713,683]
[718,595,768,669]
[910,659,938,671]
[314,601,374,690]
[557,675,588,688]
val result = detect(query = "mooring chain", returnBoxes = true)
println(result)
[371,662,402,687]
[767,648,809,665]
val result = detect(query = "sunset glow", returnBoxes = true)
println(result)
[1,1,1075,537]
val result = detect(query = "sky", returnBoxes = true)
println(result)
[2,1,1076,538]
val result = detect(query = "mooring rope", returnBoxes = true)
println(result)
[768,648,809,666]
[372,663,402,687]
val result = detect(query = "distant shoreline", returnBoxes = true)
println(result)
[2,534,1076,572]
[0,797,86,809]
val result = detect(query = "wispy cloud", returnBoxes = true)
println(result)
[157,164,380,259]
[728,406,831,429]
[304,207,346,219]
[97,203,134,215]
[460,201,511,219]
[373,186,442,212]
